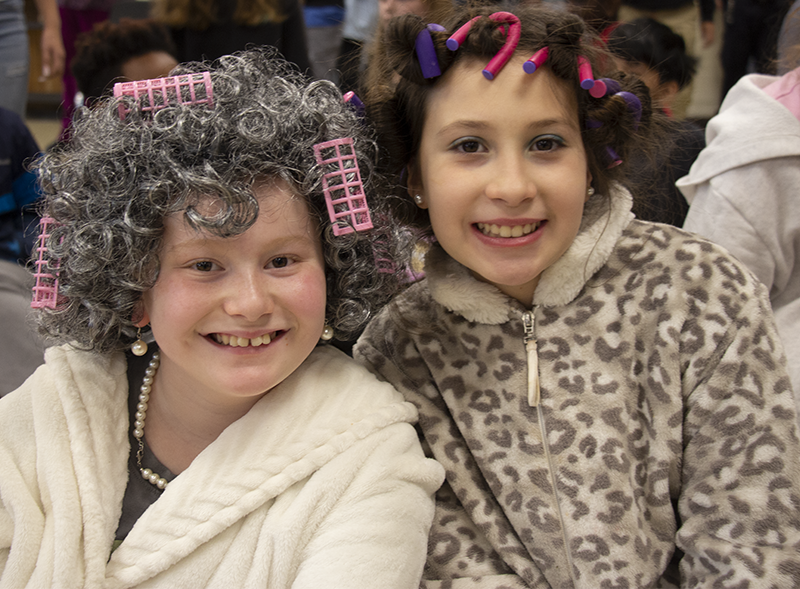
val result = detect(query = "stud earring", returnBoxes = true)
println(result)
[321,324,334,341]
[414,194,424,206]
[587,186,595,198]
[131,327,148,356]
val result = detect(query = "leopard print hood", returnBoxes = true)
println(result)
[426,185,634,323]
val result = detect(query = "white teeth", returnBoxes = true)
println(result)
[213,333,272,347]
[477,222,539,237]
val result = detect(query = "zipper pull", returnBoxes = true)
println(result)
[522,311,540,407]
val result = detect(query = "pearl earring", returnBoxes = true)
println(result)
[414,194,424,206]
[131,327,148,356]
[587,186,595,198]
[321,324,334,341]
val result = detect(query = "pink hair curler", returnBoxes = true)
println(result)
[113,71,214,120]
[446,12,521,80]
[30,217,64,310]
[577,56,595,90]
[589,78,607,98]
[523,46,549,74]
[314,137,373,236]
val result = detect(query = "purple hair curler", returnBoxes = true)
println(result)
[416,24,445,79]
[113,72,214,120]
[314,137,373,236]
[523,46,549,74]
[599,78,621,95]
[577,56,595,90]
[605,145,622,168]
[613,91,642,130]
[30,217,65,310]
[446,12,521,80]
[343,91,365,117]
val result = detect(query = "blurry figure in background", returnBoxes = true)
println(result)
[304,0,344,82]
[608,17,704,225]
[778,0,800,74]
[71,18,178,106]
[151,0,311,73]
[0,0,65,118]
[57,0,113,139]
[720,0,791,99]
[336,0,378,92]
[567,0,621,42]
[678,44,800,412]
[0,106,45,396]
[618,0,715,118]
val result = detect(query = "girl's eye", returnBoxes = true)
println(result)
[194,261,215,272]
[269,256,292,269]
[452,138,485,154]
[531,135,565,152]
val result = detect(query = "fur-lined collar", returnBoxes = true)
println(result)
[425,185,634,324]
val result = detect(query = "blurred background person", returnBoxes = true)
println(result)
[151,0,311,73]
[608,17,704,225]
[678,37,800,411]
[0,0,65,118]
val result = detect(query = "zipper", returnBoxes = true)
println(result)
[522,310,540,406]
[523,308,578,587]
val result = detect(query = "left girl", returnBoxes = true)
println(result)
[0,48,443,587]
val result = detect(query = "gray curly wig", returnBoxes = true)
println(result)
[35,48,398,353]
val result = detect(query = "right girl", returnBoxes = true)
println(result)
[355,4,800,587]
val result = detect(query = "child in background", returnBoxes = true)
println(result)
[356,4,800,587]
[70,18,179,107]
[0,48,442,587]
[607,17,705,225]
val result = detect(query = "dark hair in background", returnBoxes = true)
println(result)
[364,2,661,236]
[606,18,697,89]
[71,18,178,102]
[35,48,398,353]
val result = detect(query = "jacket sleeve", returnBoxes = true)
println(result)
[289,421,444,589]
[676,270,800,586]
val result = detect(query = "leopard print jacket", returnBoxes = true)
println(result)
[355,188,800,589]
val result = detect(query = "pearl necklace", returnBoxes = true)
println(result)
[133,351,169,490]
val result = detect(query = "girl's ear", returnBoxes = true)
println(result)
[406,161,428,209]
[132,301,150,328]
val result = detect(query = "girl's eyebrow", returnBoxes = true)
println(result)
[435,117,578,137]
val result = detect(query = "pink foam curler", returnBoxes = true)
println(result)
[30,217,64,310]
[577,56,595,90]
[523,46,549,74]
[446,16,480,51]
[446,12,521,80]
[482,12,521,80]
[314,138,373,236]
[589,78,607,98]
[113,72,214,120]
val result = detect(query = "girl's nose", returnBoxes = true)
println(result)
[485,153,536,207]
[223,271,274,321]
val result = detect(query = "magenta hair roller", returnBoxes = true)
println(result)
[30,217,64,310]
[481,12,521,80]
[113,72,214,120]
[523,46,549,74]
[577,56,595,90]
[416,23,445,79]
[446,16,480,51]
[446,12,521,80]
[314,138,373,236]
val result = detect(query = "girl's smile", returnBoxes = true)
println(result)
[410,55,591,305]
[138,178,328,410]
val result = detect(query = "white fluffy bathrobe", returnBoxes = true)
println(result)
[0,344,444,588]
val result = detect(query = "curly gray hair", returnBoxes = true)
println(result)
[35,48,398,353]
